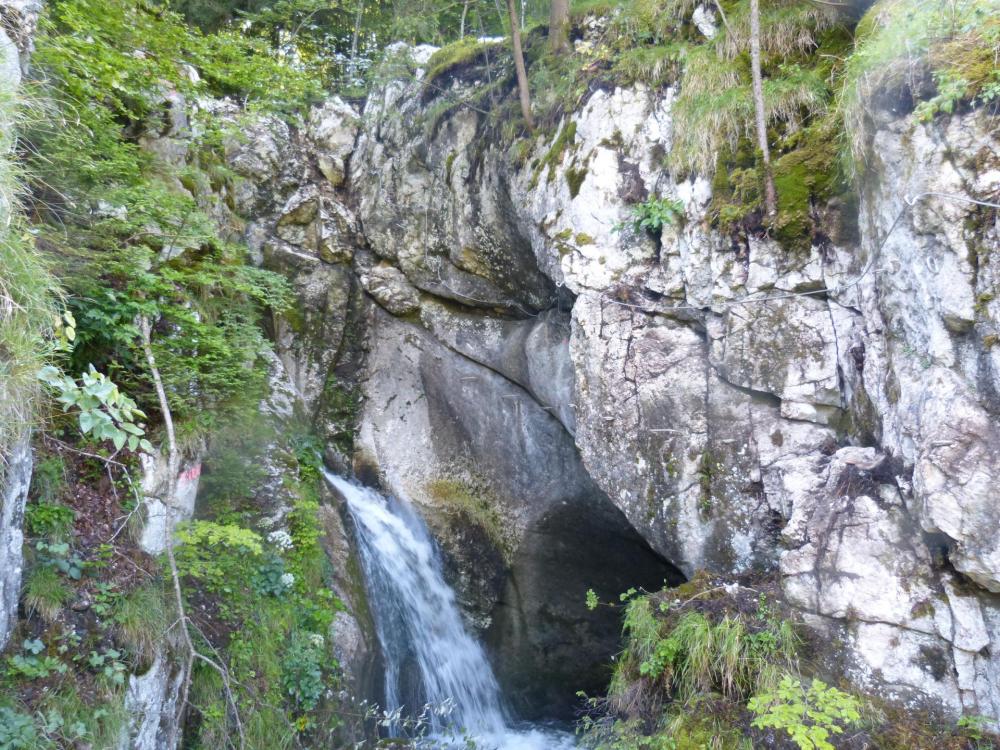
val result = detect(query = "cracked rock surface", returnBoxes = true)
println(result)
[126,43,1000,724]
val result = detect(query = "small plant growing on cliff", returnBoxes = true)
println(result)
[0,707,39,750]
[36,364,153,453]
[749,674,861,750]
[616,196,685,235]
[23,565,71,623]
[282,633,327,716]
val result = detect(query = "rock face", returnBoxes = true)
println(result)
[353,308,683,716]
[0,437,31,650]
[119,654,185,750]
[137,453,202,555]
[325,45,1000,723]
[0,0,40,653]
[18,32,991,731]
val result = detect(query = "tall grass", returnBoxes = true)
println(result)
[112,582,172,668]
[0,86,57,463]
[610,593,799,715]
[838,0,1000,171]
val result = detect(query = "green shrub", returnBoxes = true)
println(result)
[282,633,326,713]
[617,196,685,235]
[33,541,84,580]
[24,502,74,538]
[0,707,38,750]
[175,520,263,594]
[36,365,153,453]
[749,674,862,750]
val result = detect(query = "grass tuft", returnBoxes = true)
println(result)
[837,0,1000,173]
[23,565,71,624]
[112,582,170,668]
[423,37,502,86]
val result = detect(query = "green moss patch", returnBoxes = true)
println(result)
[532,120,578,187]
[425,477,515,562]
[423,37,500,87]
[566,164,588,197]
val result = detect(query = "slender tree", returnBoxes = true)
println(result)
[347,0,365,81]
[506,0,534,130]
[460,0,471,37]
[749,0,777,218]
[549,0,569,53]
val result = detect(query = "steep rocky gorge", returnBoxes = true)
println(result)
[0,4,999,743]
[283,43,998,722]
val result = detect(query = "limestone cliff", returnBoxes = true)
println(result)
[214,37,1000,722]
[2,0,998,738]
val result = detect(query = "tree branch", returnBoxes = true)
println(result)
[138,314,244,750]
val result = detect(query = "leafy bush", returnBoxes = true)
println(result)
[37,365,153,453]
[24,0,294,443]
[0,707,38,750]
[24,502,74,538]
[175,521,263,591]
[282,633,327,713]
[6,640,68,680]
[34,541,84,580]
[749,674,862,750]
[84,648,127,687]
[618,196,685,235]
[252,555,294,597]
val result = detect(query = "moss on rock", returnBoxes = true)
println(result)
[423,37,498,86]
[424,477,515,562]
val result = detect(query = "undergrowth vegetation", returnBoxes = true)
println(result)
[1,0,341,744]
[839,0,999,169]
[418,0,998,251]
[180,436,350,749]
[580,575,1000,750]
[0,85,57,459]
[23,0,302,445]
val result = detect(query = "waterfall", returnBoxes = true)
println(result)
[323,471,575,749]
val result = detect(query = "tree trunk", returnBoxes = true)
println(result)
[507,0,534,130]
[549,0,569,54]
[460,0,471,37]
[749,0,777,219]
[348,0,365,81]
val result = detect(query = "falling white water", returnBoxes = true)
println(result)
[323,471,575,750]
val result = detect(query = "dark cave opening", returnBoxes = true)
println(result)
[484,494,686,722]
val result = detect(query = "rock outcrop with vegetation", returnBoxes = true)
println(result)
[0,0,998,747]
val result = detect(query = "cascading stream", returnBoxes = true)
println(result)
[323,471,575,749]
